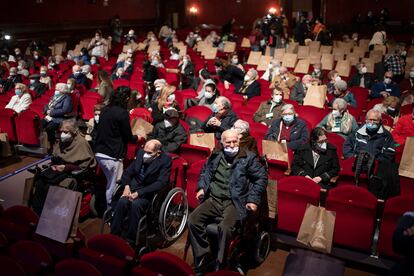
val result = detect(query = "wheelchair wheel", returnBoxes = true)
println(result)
[159,187,188,242]
[253,231,270,264]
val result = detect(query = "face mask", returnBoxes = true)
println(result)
[223,146,239,158]
[212,103,219,113]
[40,71,47,76]
[15,89,23,96]
[314,68,320,73]
[94,115,100,123]
[282,114,294,124]
[335,76,342,82]
[244,75,250,81]
[410,71,414,78]
[30,79,36,84]
[384,77,392,84]
[204,92,213,99]
[152,60,159,66]
[143,152,156,163]
[366,122,379,132]
[232,58,238,64]
[317,142,327,151]
[167,94,175,102]
[155,87,161,92]
[268,64,273,69]
[74,71,81,77]
[33,55,39,59]
[360,67,367,74]
[67,84,73,90]
[54,90,61,97]
[17,65,23,70]
[305,83,312,88]
[332,110,341,117]
[136,94,142,100]
[164,119,173,128]
[91,59,97,65]
[60,132,72,143]
[273,95,282,103]
[9,72,16,76]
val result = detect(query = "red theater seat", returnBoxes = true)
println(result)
[179,143,211,167]
[0,205,39,242]
[129,107,153,123]
[55,259,102,276]
[295,105,329,128]
[186,160,206,209]
[15,110,41,146]
[0,255,26,276]
[0,108,17,143]
[137,251,194,276]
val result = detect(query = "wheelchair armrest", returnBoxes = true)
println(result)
[71,169,86,176]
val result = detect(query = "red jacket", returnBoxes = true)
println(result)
[392,114,414,146]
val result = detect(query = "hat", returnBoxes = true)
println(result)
[29,74,40,79]
[164,109,179,119]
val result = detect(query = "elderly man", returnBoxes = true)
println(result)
[384,48,405,83]
[348,62,374,89]
[236,68,261,100]
[69,65,88,87]
[290,74,313,104]
[202,96,239,140]
[232,119,258,154]
[270,66,297,99]
[371,71,401,99]
[253,86,285,126]
[332,80,357,107]
[110,139,172,243]
[187,129,267,273]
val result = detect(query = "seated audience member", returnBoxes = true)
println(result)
[69,65,88,87]
[202,96,239,140]
[150,85,179,125]
[29,50,46,69]
[159,25,173,41]
[66,78,79,94]
[326,70,341,94]
[392,112,414,146]
[5,83,32,114]
[31,119,96,215]
[194,69,215,99]
[292,127,340,189]
[373,96,400,123]
[42,83,73,147]
[400,66,414,94]
[81,65,93,81]
[85,104,104,149]
[390,212,414,276]
[232,119,258,154]
[1,67,22,92]
[332,80,357,108]
[229,53,244,72]
[97,70,114,105]
[185,32,200,48]
[348,62,373,90]
[169,47,180,60]
[318,98,358,137]
[111,67,128,81]
[384,48,405,83]
[90,56,100,67]
[127,90,144,111]
[143,60,158,85]
[178,54,195,89]
[17,60,30,77]
[371,71,401,98]
[115,56,133,75]
[253,87,284,126]
[150,53,164,68]
[290,74,313,105]
[148,109,187,153]
[187,129,267,273]
[79,47,91,65]
[261,59,281,82]
[215,59,244,92]
[204,30,221,46]
[124,29,137,45]
[198,83,220,110]
[236,68,261,100]
[13,48,24,61]
[270,66,297,98]
[310,62,325,84]
[28,74,47,97]
[265,104,309,151]
[39,66,53,89]
[149,78,167,106]
[111,139,171,243]
[88,30,108,59]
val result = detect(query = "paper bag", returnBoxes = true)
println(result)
[195,41,207,52]
[274,48,286,60]
[352,47,366,58]
[294,59,310,74]
[36,186,81,243]
[369,50,383,63]
[320,45,332,54]
[131,117,154,139]
[297,46,310,59]
[359,39,370,50]
[282,53,298,68]
[257,55,272,71]
[309,41,321,53]
[346,53,360,66]
[361,58,375,73]
[309,52,321,64]
[287,42,299,54]
[23,178,34,206]
[374,44,387,55]
[262,140,288,162]
[241,38,251,48]
[0,132,12,157]
[247,51,262,65]
[204,47,218,60]
[399,137,414,179]
[335,59,351,77]
[321,54,334,70]
[303,85,327,108]
[267,179,278,218]
[189,133,215,151]
[297,204,336,253]
[223,41,236,53]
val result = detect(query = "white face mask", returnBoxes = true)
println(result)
[360,67,367,74]
[273,95,282,103]
[204,92,213,99]
[332,110,341,117]
[232,58,238,64]
[155,87,162,92]
[17,65,23,70]
[314,68,320,73]
[136,94,142,100]
[164,119,173,128]
[244,75,250,81]
[167,94,175,102]
[268,64,273,69]
[384,77,392,84]
[223,146,239,157]
[60,132,72,143]
[410,71,414,78]
[94,115,100,123]
[143,152,156,163]
[317,142,327,150]
[335,76,342,82]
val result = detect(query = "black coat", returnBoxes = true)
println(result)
[290,82,306,104]
[202,110,239,140]
[292,143,340,186]
[178,62,195,89]
[348,73,374,89]
[221,65,245,92]
[265,117,309,151]
[235,80,261,99]
[198,149,267,221]
[121,149,172,198]
[148,122,187,153]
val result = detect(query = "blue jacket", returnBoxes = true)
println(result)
[265,117,309,151]
[45,94,73,123]
[371,82,400,98]
[197,149,267,220]
[69,73,88,87]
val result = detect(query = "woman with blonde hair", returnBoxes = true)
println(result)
[150,85,180,124]
[39,66,53,89]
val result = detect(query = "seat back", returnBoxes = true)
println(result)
[139,251,194,276]
[129,108,153,123]
[0,108,17,142]
[296,106,329,128]
[15,110,41,146]
[184,105,212,122]
[326,132,345,159]
[0,255,26,276]
[277,176,321,234]
[55,259,102,276]
[186,160,207,209]
[8,240,52,275]
[326,186,377,251]
[179,143,211,167]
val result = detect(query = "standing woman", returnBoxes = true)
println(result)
[97,70,114,105]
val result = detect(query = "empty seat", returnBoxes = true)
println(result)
[0,108,17,143]
[0,255,26,276]
[15,110,41,146]
[0,205,39,242]
[55,259,102,276]
[179,143,211,167]
[296,106,329,129]
[186,160,207,209]
[135,251,194,276]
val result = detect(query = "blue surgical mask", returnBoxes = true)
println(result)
[366,122,379,132]
[212,104,219,113]
[15,89,23,96]
[54,90,61,97]
[282,114,295,124]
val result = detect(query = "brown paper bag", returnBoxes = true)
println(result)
[369,50,383,63]
[309,52,321,64]
[267,179,278,218]
[40,131,49,150]
[274,48,286,60]
[321,54,334,70]
[399,137,414,179]
[297,204,336,253]
[262,140,288,162]
[309,41,321,53]
[257,55,272,71]
[241,38,251,48]
[335,59,351,77]
[195,41,207,52]
[333,48,345,61]
[247,51,262,65]
[36,186,82,243]
[204,47,218,60]
[374,44,387,55]
[287,42,299,54]
[223,41,236,53]
[189,133,216,151]
[303,85,327,108]
[282,53,298,68]
[0,132,12,157]
[359,39,370,50]
[352,46,366,58]
[294,59,310,74]
[346,53,360,66]
[131,117,154,139]
[297,46,310,59]
[320,45,332,54]
[361,58,375,73]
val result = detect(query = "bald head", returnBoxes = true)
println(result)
[72,65,81,73]
[144,139,162,153]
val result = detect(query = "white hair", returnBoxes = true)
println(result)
[217,96,231,109]
[234,119,250,133]
[281,103,295,113]
[366,109,382,120]
[56,83,69,93]
[332,98,348,111]
[221,129,240,143]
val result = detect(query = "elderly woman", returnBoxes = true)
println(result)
[232,119,258,154]
[331,80,357,108]
[42,83,73,147]
[32,119,96,215]
[373,96,401,121]
[253,86,285,126]
[318,98,358,138]
[39,66,53,89]
[5,83,32,114]
[236,68,261,100]
[292,127,340,189]
[265,104,309,151]
[81,65,94,81]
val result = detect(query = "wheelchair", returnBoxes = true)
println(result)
[100,180,189,257]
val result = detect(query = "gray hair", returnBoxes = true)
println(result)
[61,119,78,133]
[234,119,250,133]
[366,109,382,120]
[248,68,258,79]
[332,98,348,111]
[221,129,240,143]
[281,103,295,113]
[217,96,231,109]
[56,83,69,93]
[334,80,348,92]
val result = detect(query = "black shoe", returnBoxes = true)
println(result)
[194,255,215,275]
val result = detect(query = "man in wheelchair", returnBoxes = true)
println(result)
[187,129,268,274]
[31,119,97,215]
[110,139,172,244]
